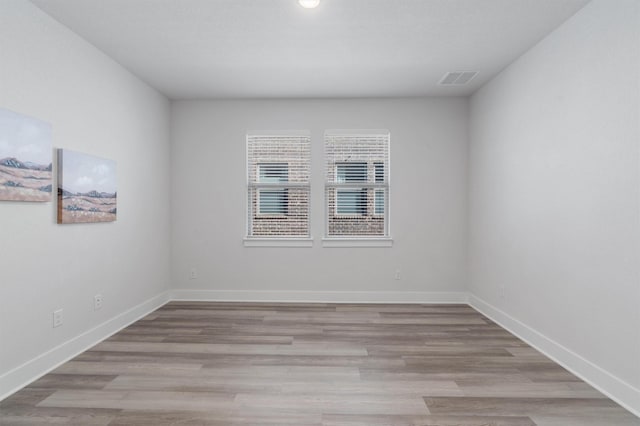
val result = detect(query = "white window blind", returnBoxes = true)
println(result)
[325,131,390,238]
[247,134,310,238]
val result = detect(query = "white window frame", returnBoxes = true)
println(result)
[323,130,392,247]
[244,131,313,247]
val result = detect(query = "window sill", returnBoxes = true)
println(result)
[243,238,314,248]
[322,238,393,248]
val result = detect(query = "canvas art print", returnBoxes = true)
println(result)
[0,108,53,202]
[57,149,117,224]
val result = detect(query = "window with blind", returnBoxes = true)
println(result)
[324,131,390,238]
[247,134,310,239]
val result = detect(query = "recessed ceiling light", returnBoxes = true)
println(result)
[298,0,320,9]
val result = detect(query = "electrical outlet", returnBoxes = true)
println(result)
[94,294,103,310]
[394,269,401,280]
[190,268,198,280]
[53,309,63,328]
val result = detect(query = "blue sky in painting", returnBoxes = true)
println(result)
[60,149,117,194]
[0,108,52,166]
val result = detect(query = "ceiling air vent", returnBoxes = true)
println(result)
[439,71,478,85]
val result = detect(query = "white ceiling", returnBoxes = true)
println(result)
[30,0,590,99]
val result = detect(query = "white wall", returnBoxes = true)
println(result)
[469,0,639,413]
[0,0,171,396]
[171,98,468,301]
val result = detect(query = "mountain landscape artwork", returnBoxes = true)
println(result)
[0,108,53,202]
[57,149,117,224]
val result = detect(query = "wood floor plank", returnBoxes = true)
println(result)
[202,354,407,368]
[322,413,537,426]
[233,393,431,416]
[26,374,118,390]
[532,415,640,426]
[108,409,322,426]
[103,375,461,397]
[160,334,295,344]
[37,390,234,412]
[0,407,118,425]
[456,381,606,398]
[424,396,633,417]
[53,361,204,376]
[91,341,368,356]
[1,302,637,425]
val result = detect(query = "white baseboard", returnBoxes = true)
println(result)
[469,294,640,417]
[171,289,469,304]
[0,291,171,402]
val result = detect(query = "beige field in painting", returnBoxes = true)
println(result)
[0,163,52,201]
[57,192,117,223]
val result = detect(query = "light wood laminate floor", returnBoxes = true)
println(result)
[1,302,638,425]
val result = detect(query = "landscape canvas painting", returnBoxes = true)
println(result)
[57,149,117,224]
[0,108,53,202]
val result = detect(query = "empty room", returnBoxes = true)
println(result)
[0,0,639,425]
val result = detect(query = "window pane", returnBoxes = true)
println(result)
[374,162,384,182]
[337,162,367,182]
[259,189,288,214]
[337,189,367,215]
[259,163,288,182]
[375,189,384,215]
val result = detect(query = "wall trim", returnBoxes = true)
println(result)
[469,294,640,417]
[171,289,469,304]
[0,291,171,402]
